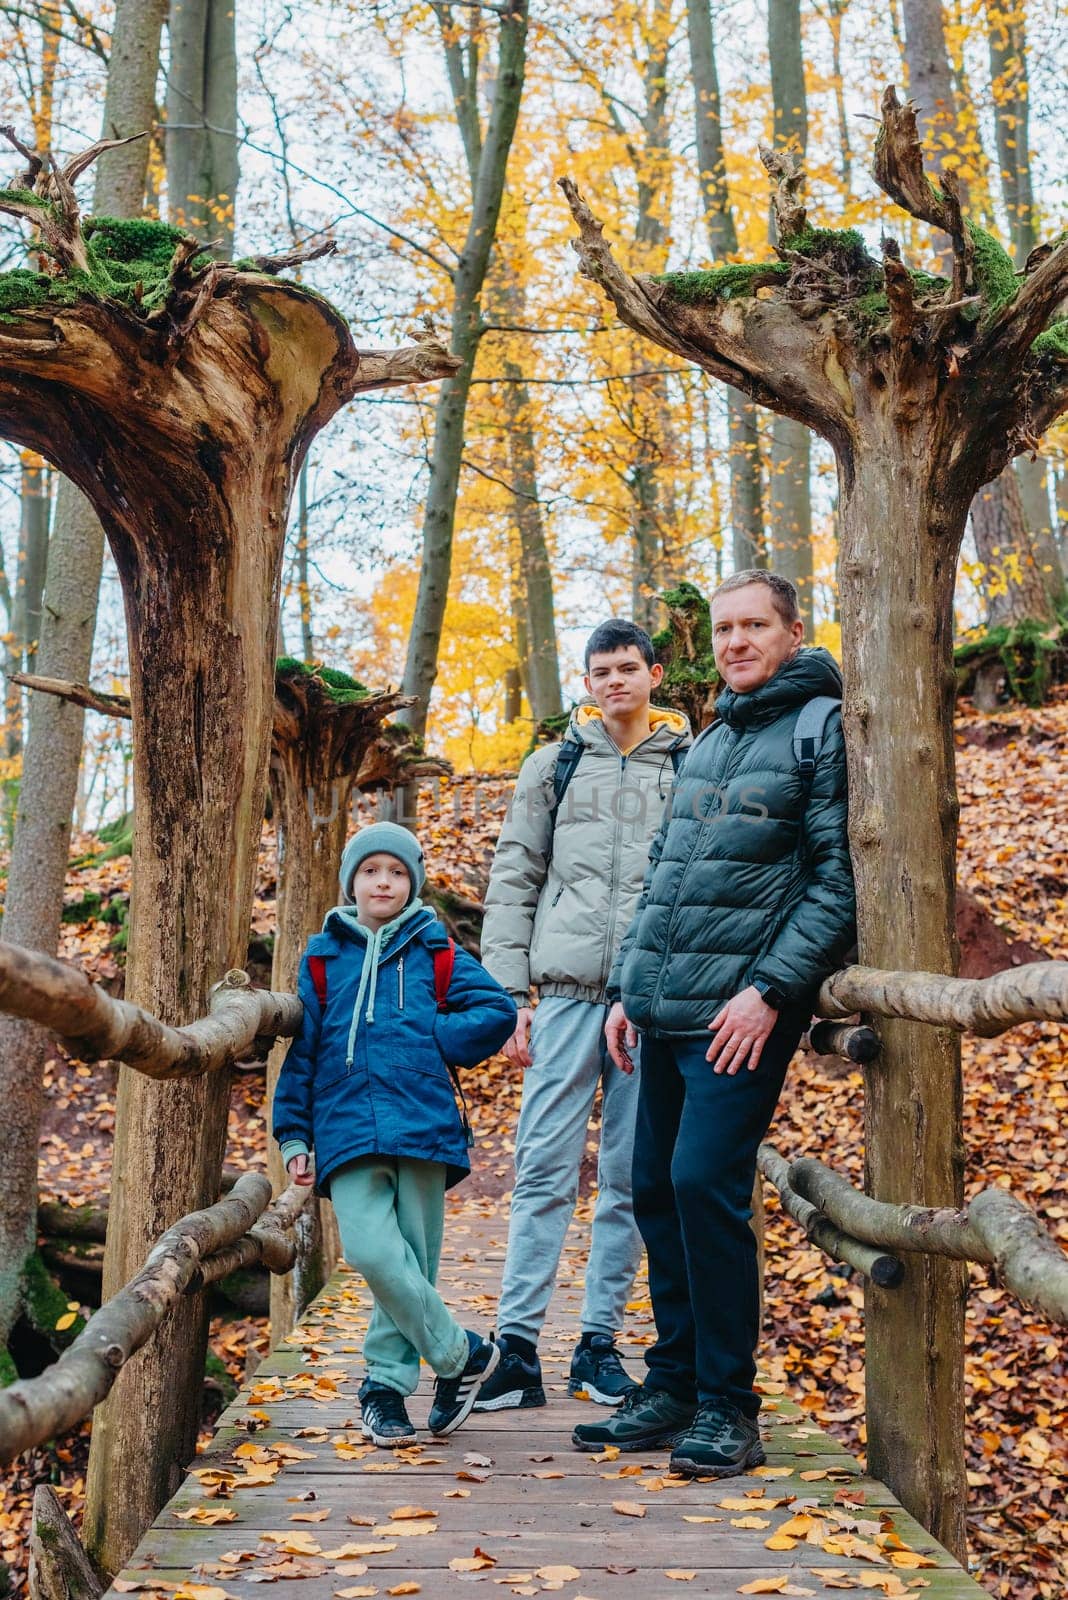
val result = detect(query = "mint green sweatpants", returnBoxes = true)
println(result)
[330,1155,470,1396]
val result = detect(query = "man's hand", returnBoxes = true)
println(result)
[606,1001,639,1075]
[706,985,778,1075]
[287,1153,314,1186]
[504,1006,536,1069]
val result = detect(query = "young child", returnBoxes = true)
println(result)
[272,821,516,1444]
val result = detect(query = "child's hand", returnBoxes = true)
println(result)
[287,1153,314,1186]
[503,1006,535,1068]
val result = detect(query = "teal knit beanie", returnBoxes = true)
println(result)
[339,823,426,906]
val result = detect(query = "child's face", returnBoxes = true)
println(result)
[353,852,412,927]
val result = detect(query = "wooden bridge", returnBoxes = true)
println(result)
[105,1209,985,1600]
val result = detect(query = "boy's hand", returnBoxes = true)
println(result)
[605,1002,638,1075]
[503,1006,535,1069]
[287,1153,314,1186]
[706,986,778,1075]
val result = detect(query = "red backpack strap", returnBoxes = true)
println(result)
[433,937,456,1012]
[307,955,328,1007]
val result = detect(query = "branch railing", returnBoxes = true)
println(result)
[0,1171,313,1463]
[761,956,1068,1326]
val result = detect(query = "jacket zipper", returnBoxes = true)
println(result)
[398,957,405,1010]
[600,750,628,988]
[648,724,740,1014]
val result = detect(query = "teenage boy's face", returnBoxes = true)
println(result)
[353,853,411,925]
[584,646,663,717]
[711,583,804,693]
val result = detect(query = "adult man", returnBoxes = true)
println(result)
[572,571,855,1475]
[477,620,691,1411]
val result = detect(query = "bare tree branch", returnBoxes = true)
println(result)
[10,670,131,718]
[817,959,1068,1036]
[758,1144,903,1286]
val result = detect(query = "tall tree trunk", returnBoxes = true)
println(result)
[166,0,238,256]
[838,425,969,1563]
[902,0,961,273]
[684,0,764,567]
[296,461,314,661]
[768,0,813,622]
[401,0,528,742]
[986,0,1036,265]
[0,0,169,1360]
[1015,454,1066,609]
[972,464,1054,626]
[84,2,240,1560]
[488,273,562,722]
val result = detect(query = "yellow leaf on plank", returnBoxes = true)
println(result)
[533,1470,565,1479]
[388,1507,436,1520]
[233,1444,274,1462]
[372,1520,436,1538]
[449,1557,495,1572]
[738,1580,788,1595]
[764,1535,797,1551]
[271,1445,317,1461]
[887,1553,937,1571]
[362,1461,400,1473]
[334,1564,369,1578]
[536,1568,581,1583]
[386,1586,420,1597]
[334,1589,377,1598]
[681,1516,722,1524]
[319,1544,397,1559]
[592,1446,620,1462]
[753,1466,794,1479]
[171,1587,238,1600]
[612,1501,646,1518]
[259,1533,322,1555]
[55,1311,77,1331]
[730,1516,770,1529]
[809,1576,859,1591]
[174,1508,239,1526]
[798,1470,827,1481]
[291,1510,332,1523]
[296,1427,329,1439]
[665,1573,697,1582]
[777,1514,818,1538]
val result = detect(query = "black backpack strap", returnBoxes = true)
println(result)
[551,735,585,815]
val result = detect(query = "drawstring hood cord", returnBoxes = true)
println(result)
[326,901,429,1069]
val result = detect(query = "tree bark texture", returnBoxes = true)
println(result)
[166,0,239,255]
[0,945,302,1076]
[0,1173,308,1463]
[758,1145,904,1287]
[768,0,813,620]
[685,0,765,572]
[985,0,1036,266]
[971,464,1054,626]
[789,1156,1068,1325]
[818,957,1068,1036]
[266,670,409,1338]
[559,86,1068,1556]
[0,0,166,1356]
[401,0,528,741]
[0,139,457,1565]
[28,1486,102,1600]
[1016,454,1065,609]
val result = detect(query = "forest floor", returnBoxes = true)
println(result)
[2,695,1066,1600]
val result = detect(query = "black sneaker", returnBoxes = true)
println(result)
[571,1383,697,1453]
[473,1343,546,1412]
[568,1334,639,1405]
[669,1399,766,1478]
[360,1379,417,1448]
[428,1332,501,1436]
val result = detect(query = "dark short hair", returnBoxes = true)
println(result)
[584,619,655,670]
[712,569,801,627]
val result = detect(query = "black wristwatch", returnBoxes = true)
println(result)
[753,979,786,1011]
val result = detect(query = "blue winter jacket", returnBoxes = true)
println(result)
[272,905,517,1191]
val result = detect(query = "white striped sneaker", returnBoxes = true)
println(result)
[427,1333,501,1436]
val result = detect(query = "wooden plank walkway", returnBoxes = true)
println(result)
[107,1208,985,1600]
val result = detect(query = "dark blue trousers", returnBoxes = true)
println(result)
[631,1016,806,1418]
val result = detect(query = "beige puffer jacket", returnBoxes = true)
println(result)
[481,704,692,1004]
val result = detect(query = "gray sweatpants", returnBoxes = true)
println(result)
[496,995,643,1345]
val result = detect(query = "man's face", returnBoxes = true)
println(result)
[711,584,804,693]
[584,645,663,715]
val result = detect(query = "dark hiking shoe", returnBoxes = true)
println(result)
[360,1380,417,1447]
[473,1344,546,1411]
[568,1334,640,1405]
[669,1400,766,1478]
[571,1383,696,1453]
[428,1332,501,1436]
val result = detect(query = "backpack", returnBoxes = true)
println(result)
[549,734,688,829]
[792,696,842,787]
[306,936,474,1148]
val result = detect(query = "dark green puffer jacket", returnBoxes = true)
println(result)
[609,648,856,1036]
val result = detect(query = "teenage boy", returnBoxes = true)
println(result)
[572,571,856,1476]
[476,621,691,1411]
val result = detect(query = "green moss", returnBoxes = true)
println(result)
[955,614,1066,706]
[22,1253,83,1349]
[0,185,50,210]
[276,658,370,705]
[967,223,1017,321]
[1031,318,1068,361]
[654,261,790,304]
[0,1346,17,1388]
[204,1349,238,1404]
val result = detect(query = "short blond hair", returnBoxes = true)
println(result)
[712,569,801,627]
